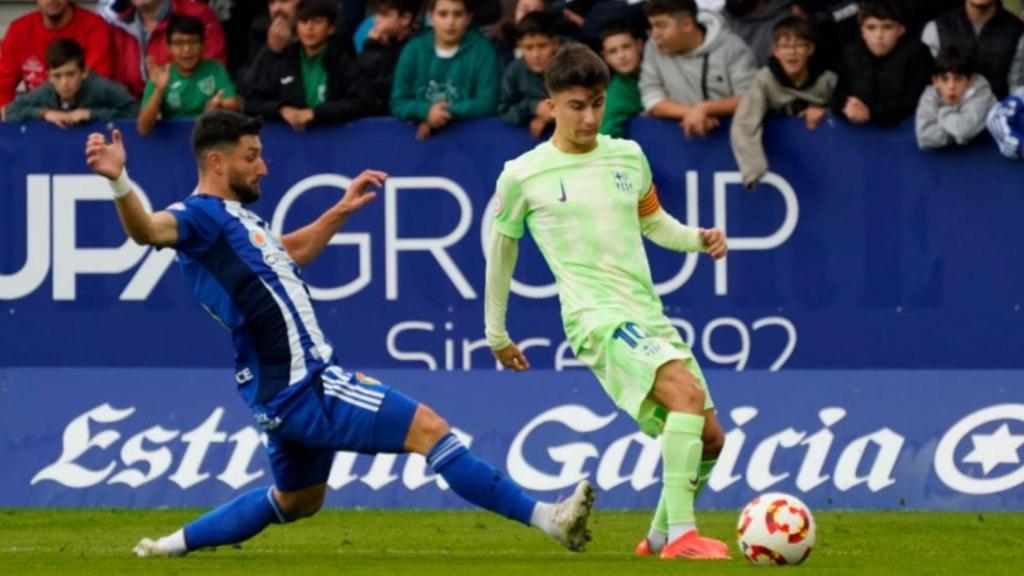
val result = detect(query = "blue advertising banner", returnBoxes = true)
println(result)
[2,118,1022,371]
[3,368,1023,510]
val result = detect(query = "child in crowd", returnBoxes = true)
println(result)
[137,14,239,135]
[244,0,357,130]
[341,0,421,118]
[499,11,560,137]
[391,0,500,139]
[832,0,931,125]
[915,47,996,150]
[640,0,756,138]
[730,16,837,189]
[598,20,645,137]
[5,39,136,126]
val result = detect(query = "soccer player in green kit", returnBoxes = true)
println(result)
[484,43,730,561]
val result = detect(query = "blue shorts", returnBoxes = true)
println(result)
[262,366,419,492]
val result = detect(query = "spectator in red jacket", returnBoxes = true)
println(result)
[0,0,112,111]
[99,0,226,97]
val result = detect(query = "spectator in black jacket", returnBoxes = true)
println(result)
[920,0,1024,98]
[243,0,355,130]
[833,1,932,124]
[337,0,421,118]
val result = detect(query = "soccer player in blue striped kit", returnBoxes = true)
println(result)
[83,110,594,557]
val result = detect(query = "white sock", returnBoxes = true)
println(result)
[647,529,668,552]
[530,502,558,537]
[156,529,187,555]
[668,522,696,543]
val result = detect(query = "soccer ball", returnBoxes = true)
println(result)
[736,492,816,566]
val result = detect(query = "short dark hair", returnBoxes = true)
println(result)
[46,39,85,70]
[544,43,609,94]
[166,13,205,43]
[772,15,815,43]
[426,0,471,14]
[297,0,338,22]
[598,18,643,44]
[857,0,905,25]
[192,111,264,163]
[644,0,698,19]
[368,0,422,16]
[933,46,975,77]
[514,11,556,43]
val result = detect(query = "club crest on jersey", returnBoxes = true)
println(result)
[199,76,217,97]
[249,228,269,248]
[613,171,632,193]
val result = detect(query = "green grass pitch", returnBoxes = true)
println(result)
[2,509,1021,575]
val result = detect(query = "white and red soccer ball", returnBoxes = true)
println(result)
[736,492,816,566]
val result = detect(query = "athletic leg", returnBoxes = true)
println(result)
[135,389,336,557]
[405,402,595,552]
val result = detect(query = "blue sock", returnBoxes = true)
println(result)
[183,486,292,550]
[427,432,536,526]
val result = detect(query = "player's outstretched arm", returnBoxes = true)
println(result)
[85,129,179,248]
[640,207,727,260]
[484,229,530,372]
[281,169,385,267]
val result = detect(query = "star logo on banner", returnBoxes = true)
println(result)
[935,404,1024,495]
[962,423,1024,475]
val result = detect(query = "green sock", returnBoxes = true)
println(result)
[651,489,668,533]
[653,458,717,534]
[662,412,705,530]
[695,458,718,499]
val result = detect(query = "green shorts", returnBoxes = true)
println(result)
[575,320,714,437]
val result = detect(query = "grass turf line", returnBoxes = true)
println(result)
[2,509,1020,575]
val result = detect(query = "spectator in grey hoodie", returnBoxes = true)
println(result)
[641,0,757,137]
[723,0,796,66]
[916,47,997,149]
[5,39,138,126]
[731,16,836,188]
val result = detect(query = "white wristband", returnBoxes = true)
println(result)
[108,168,133,200]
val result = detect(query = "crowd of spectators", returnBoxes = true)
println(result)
[1,0,1022,168]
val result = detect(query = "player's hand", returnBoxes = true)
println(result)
[682,104,710,138]
[800,105,826,130]
[426,102,451,128]
[84,129,127,180]
[699,227,727,260]
[267,14,294,53]
[416,121,432,140]
[843,97,869,124]
[337,169,386,214]
[149,63,171,91]
[528,115,550,138]
[205,90,225,111]
[493,343,530,372]
[67,108,91,124]
[280,106,312,132]
[42,109,72,129]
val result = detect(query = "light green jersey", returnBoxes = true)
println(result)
[492,135,667,348]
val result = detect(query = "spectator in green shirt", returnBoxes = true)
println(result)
[138,13,239,135]
[598,20,645,137]
[391,0,500,139]
[5,39,137,127]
